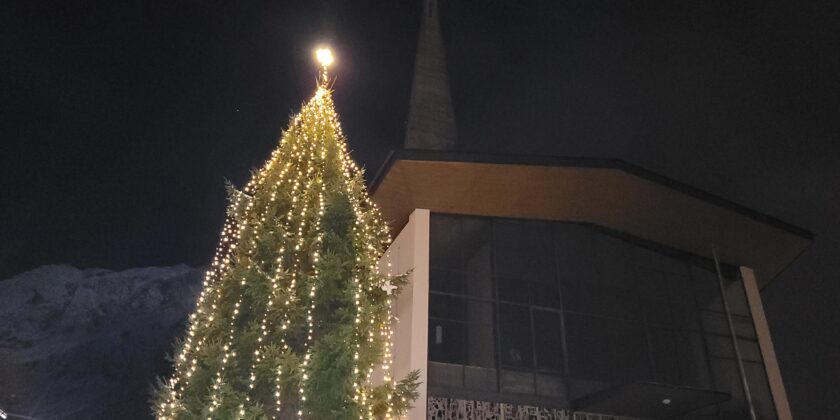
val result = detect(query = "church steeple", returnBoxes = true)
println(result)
[404,0,457,150]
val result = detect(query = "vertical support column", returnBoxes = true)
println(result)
[382,209,430,420]
[740,266,794,420]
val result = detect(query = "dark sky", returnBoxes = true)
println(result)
[2,0,839,417]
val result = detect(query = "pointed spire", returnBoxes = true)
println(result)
[404,0,457,150]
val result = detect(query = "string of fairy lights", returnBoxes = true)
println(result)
[155,47,401,419]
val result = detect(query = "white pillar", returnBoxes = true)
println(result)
[740,266,794,420]
[380,209,430,420]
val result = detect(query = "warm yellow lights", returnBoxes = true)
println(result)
[315,47,334,67]
[155,53,410,420]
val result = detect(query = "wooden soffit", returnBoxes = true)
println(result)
[369,150,812,288]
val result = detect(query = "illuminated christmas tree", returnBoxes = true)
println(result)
[154,48,419,420]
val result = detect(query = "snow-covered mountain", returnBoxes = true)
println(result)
[0,265,203,420]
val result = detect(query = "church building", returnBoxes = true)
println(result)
[373,1,810,419]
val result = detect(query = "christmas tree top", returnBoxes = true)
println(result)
[154,47,419,420]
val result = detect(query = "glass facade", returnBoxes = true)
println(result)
[427,213,778,420]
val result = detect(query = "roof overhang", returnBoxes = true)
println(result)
[369,150,812,288]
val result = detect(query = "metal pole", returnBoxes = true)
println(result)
[712,248,758,420]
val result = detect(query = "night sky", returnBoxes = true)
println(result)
[2,0,839,417]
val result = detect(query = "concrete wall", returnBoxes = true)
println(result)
[380,209,430,419]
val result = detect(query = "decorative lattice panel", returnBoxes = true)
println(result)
[427,397,647,420]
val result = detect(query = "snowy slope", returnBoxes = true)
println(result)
[0,265,202,420]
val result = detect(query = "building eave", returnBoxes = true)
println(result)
[369,149,813,288]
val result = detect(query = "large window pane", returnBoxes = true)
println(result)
[649,328,679,384]
[499,304,533,368]
[738,338,762,363]
[430,268,465,294]
[701,312,756,339]
[564,278,641,320]
[529,279,561,307]
[533,310,564,372]
[643,299,674,327]
[661,255,690,276]
[671,300,702,332]
[691,266,746,315]
[464,298,495,325]
[638,267,673,327]
[675,331,713,388]
[430,215,462,270]
[565,313,649,385]
[724,278,751,317]
[497,276,529,303]
[429,215,491,298]
[428,319,466,364]
[560,232,640,319]
[429,294,495,368]
[666,272,694,304]
[498,276,561,307]
[429,293,467,321]
[426,214,772,414]
[462,218,492,298]
[555,224,598,306]
[494,220,554,282]
[705,334,736,359]
[592,231,633,288]
[691,265,724,312]
[711,357,751,420]
[744,361,778,419]
[467,323,496,368]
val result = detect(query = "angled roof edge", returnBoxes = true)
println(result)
[369,148,814,242]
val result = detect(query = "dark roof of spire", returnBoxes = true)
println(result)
[404,0,457,150]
